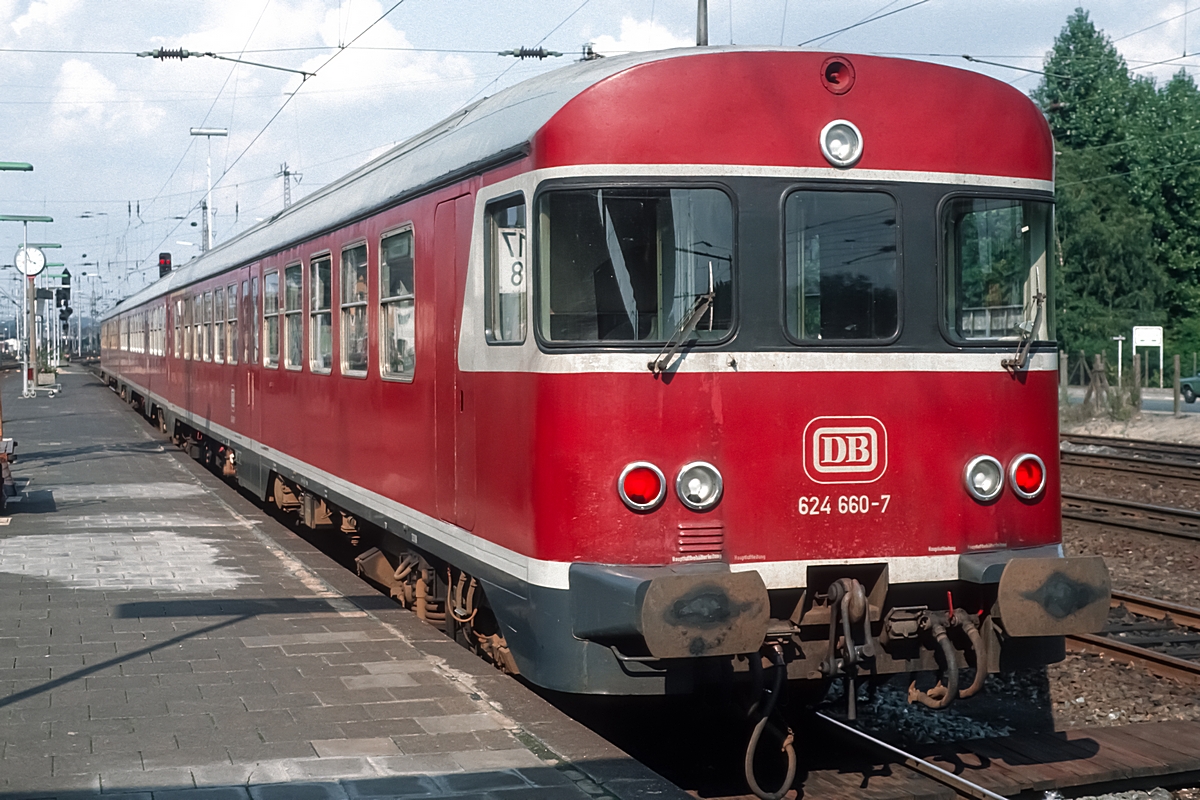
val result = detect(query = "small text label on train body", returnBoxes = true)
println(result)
[803,416,888,484]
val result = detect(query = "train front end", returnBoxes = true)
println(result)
[468,48,1109,698]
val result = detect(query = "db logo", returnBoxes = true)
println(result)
[803,416,888,484]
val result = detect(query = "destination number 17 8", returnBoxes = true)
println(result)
[798,494,891,515]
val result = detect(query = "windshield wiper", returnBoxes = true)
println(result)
[648,290,715,375]
[1001,268,1045,374]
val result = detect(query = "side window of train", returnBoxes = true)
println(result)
[227,283,238,365]
[784,190,899,343]
[485,197,526,344]
[310,255,332,374]
[380,229,414,380]
[250,276,259,365]
[202,291,213,362]
[341,243,369,376]
[184,297,193,360]
[284,263,303,370]
[264,270,280,368]
[214,286,225,364]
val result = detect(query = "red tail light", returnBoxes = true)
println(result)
[619,462,666,512]
[1009,454,1046,500]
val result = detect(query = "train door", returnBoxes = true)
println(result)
[433,194,477,529]
[235,267,264,495]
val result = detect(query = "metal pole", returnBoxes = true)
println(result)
[697,0,708,45]
[21,221,28,397]
[205,140,213,251]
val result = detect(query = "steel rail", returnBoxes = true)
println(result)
[1067,632,1200,685]
[1068,593,1200,685]
[1112,590,1200,631]
[815,711,1010,800]
[1060,434,1200,462]
[1061,492,1200,541]
[1060,434,1200,481]
[1059,451,1200,481]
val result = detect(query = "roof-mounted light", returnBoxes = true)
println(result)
[820,120,863,168]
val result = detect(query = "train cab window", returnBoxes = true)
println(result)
[785,190,899,342]
[226,283,238,365]
[485,199,526,344]
[943,198,1054,342]
[380,230,415,379]
[214,287,225,364]
[264,270,280,368]
[284,263,303,370]
[310,255,333,374]
[536,187,733,343]
[341,244,369,375]
[174,299,182,358]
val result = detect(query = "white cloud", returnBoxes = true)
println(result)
[9,0,79,36]
[50,59,164,140]
[294,0,475,110]
[589,17,694,57]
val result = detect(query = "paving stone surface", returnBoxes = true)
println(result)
[0,369,689,800]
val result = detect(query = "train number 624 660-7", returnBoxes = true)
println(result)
[798,494,891,515]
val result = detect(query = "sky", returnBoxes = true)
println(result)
[0,0,1194,320]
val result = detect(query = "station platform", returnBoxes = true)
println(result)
[0,368,689,800]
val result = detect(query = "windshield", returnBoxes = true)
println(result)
[944,197,1054,341]
[785,190,899,341]
[536,187,733,343]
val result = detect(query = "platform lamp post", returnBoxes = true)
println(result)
[0,216,53,399]
[0,164,33,437]
[189,127,227,252]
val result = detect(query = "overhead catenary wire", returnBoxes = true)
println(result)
[797,0,930,48]
[140,0,412,269]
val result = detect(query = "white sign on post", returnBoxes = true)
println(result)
[1131,325,1165,388]
[1132,325,1162,348]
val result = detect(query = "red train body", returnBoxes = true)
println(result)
[101,48,1109,697]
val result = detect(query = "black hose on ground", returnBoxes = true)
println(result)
[744,645,797,800]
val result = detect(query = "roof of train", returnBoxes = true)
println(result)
[105,46,692,318]
[105,46,1048,319]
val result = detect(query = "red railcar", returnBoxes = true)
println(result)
[101,48,1109,699]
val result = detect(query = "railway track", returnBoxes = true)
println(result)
[1069,591,1200,685]
[1060,433,1200,481]
[1061,491,1200,541]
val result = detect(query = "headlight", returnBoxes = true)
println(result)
[820,120,863,168]
[676,462,723,511]
[1009,454,1047,500]
[964,455,1003,502]
[619,462,667,512]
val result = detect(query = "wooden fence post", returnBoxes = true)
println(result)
[1175,354,1182,418]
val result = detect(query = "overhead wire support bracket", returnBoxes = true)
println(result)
[137,48,315,79]
[498,47,562,60]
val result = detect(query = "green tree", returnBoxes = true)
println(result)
[1036,9,1167,364]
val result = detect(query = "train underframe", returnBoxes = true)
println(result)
[108,375,1111,713]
